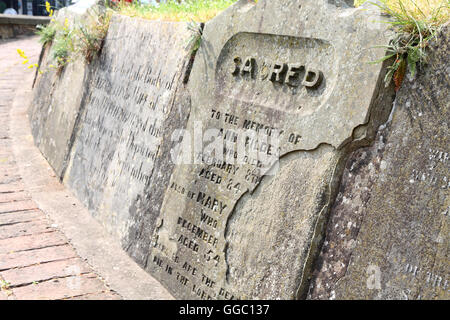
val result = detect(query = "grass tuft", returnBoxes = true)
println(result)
[75,8,113,63]
[111,0,239,22]
[36,22,58,47]
[35,8,112,74]
[363,0,449,89]
[51,19,75,73]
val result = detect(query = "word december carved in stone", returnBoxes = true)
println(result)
[231,56,323,88]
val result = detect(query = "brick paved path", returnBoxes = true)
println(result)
[0,36,121,300]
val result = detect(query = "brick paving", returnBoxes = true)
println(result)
[0,36,121,300]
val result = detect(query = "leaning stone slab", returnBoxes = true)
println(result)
[308,24,449,300]
[28,7,97,178]
[147,0,395,299]
[63,14,193,255]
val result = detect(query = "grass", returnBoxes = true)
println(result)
[35,8,112,73]
[52,19,75,71]
[359,0,449,89]
[111,0,239,22]
[75,8,113,63]
[0,280,10,290]
[355,0,448,24]
[36,22,57,47]
[34,0,448,86]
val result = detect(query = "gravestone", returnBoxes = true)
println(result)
[147,0,395,299]
[63,14,193,247]
[29,9,92,178]
[308,24,449,300]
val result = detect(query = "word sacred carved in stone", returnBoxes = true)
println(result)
[231,56,323,89]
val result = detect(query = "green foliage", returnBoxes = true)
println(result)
[185,20,203,54]
[75,9,113,63]
[369,0,449,89]
[36,23,57,47]
[113,0,238,22]
[0,280,11,290]
[36,8,112,74]
[51,20,75,72]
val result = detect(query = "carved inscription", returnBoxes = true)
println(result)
[149,31,338,298]
[215,32,336,113]
[66,22,186,239]
[149,100,290,299]
[409,148,449,189]
[143,1,397,300]
[232,56,323,88]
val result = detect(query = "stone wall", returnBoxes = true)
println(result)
[29,10,193,248]
[28,0,448,300]
[0,14,50,40]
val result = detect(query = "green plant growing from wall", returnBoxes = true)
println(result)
[75,8,113,63]
[51,19,75,73]
[33,7,113,74]
[185,20,203,55]
[368,0,449,90]
[36,22,58,47]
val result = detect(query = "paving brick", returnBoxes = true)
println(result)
[0,219,54,240]
[0,231,67,254]
[0,200,37,214]
[0,36,120,300]
[12,273,109,300]
[0,176,22,185]
[0,244,77,271]
[0,169,26,179]
[0,191,31,203]
[0,183,24,193]
[65,291,122,300]
[1,258,91,287]
[0,209,44,225]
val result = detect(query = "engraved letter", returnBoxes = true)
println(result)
[269,63,287,83]
[366,264,382,290]
[231,57,242,76]
[302,68,323,88]
[241,57,255,78]
[285,63,304,87]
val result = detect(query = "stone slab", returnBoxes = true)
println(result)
[28,47,91,178]
[63,15,193,257]
[0,14,51,25]
[147,0,395,299]
[308,24,449,300]
[11,38,170,300]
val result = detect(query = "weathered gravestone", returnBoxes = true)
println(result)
[63,15,193,246]
[29,8,93,178]
[308,24,449,300]
[146,0,396,299]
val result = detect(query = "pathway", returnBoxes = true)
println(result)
[0,36,121,300]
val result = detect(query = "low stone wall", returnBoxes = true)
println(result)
[0,14,50,39]
[29,11,193,243]
[28,0,449,300]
